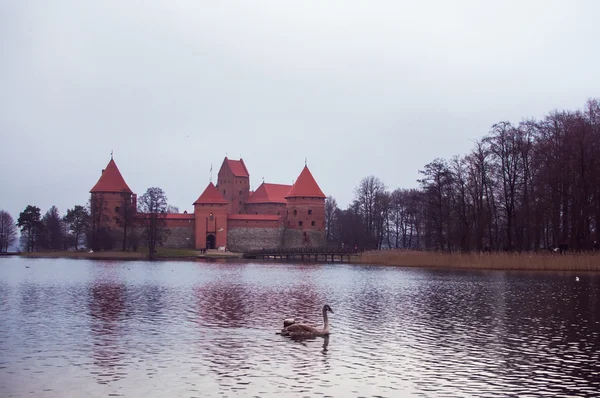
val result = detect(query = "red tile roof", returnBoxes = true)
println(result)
[193,182,228,205]
[286,166,325,198]
[246,183,292,204]
[90,159,133,194]
[227,214,282,221]
[225,157,249,177]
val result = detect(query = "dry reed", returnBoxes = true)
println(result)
[358,250,600,271]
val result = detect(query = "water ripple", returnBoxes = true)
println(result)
[0,258,599,397]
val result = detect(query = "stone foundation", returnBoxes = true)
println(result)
[282,228,326,248]
[227,226,284,252]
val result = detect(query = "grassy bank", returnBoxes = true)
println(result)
[18,247,242,261]
[359,250,600,271]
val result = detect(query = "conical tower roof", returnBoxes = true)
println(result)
[194,182,228,205]
[246,182,292,204]
[286,166,325,199]
[90,158,133,194]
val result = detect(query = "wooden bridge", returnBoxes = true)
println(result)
[243,247,362,262]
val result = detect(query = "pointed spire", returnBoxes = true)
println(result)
[90,158,132,193]
[286,165,325,198]
[193,182,228,205]
[111,150,113,160]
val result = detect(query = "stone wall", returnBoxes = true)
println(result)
[227,226,284,252]
[109,226,194,250]
[163,226,195,248]
[282,228,326,248]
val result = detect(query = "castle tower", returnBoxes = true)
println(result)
[216,157,250,214]
[285,165,326,247]
[193,182,228,249]
[89,158,136,233]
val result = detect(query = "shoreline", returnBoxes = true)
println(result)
[358,250,600,272]
[5,249,600,272]
[9,249,243,262]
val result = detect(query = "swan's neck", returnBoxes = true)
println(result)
[322,308,329,332]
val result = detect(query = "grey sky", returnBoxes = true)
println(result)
[2,0,600,219]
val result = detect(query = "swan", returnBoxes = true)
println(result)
[279,305,334,338]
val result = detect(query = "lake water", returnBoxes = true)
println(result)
[0,257,599,397]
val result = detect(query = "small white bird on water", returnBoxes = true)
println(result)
[575,277,579,282]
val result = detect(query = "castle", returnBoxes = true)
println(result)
[89,157,326,251]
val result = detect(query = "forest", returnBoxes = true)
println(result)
[326,98,600,253]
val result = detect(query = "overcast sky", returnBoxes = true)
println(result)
[2,0,600,219]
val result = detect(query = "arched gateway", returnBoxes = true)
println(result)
[206,234,216,249]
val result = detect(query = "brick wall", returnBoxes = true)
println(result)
[244,202,286,216]
[227,226,284,252]
[285,197,325,231]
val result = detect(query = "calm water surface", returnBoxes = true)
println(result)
[0,257,599,397]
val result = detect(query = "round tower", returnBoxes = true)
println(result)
[284,165,326,247]
[89,157,136,249]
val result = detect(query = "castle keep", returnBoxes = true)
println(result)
[89,157,326,251]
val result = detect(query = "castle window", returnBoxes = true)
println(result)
[223,190,226,195]
[311,221,315,226]
[298,220,303,226]
[277,212,280,215]
[308,209,312,215]
[115,206,120,213]
[115,218,120,224]
[239,190,242,196]
[293,209,297,216]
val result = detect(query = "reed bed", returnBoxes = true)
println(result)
[359,250,600,271]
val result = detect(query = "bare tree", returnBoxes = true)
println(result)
[0,210,18,252]
[166,205,179,213]
[324,196,338,243]
[418,159,453,250]
[354,176,386,249]
[138,187,169,259]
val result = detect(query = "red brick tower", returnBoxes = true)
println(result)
[285,165,326,234]
[216,157,250,214]
[193,182,228,249]
[89,158,136,232]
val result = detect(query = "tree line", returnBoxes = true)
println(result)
[0,187,174,258]
[325,98,600,253]
[4,99,600,254]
